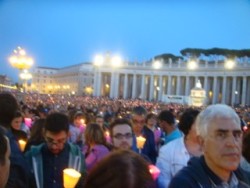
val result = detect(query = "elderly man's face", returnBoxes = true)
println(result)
[202,117,242,174]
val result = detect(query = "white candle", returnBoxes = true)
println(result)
[63,168,81,188]
[136,136,146,149]
[18,139,27,152]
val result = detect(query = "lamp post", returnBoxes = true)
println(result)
[8,46,34,91]
[19,70,32,92]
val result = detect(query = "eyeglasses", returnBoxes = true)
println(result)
[45,137,67,147]
[113,133,133,140]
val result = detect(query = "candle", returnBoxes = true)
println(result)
[148,164,161,180]
[24,118,32,128]
[136,136,146,149]
[105,131,111,143]
[18,139,27,152]
[63,168,81,188]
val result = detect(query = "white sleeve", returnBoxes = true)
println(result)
[156,145,173,188]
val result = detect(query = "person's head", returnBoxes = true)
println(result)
[178,108,200,138]
[0,130,11,188]
[84,123,106,146]
[84,149,155,188]
[0,92,19,128]
[96,115,104,128]
[110,118,133,150]
[131,106,147,134]
[157,110,175,133]
[73,111,85,127]
[196,104,242,177]
[145,113,157,128]
[43,112,69,155]
[10,111,23,131]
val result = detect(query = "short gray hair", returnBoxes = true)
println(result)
[196,104,241,138]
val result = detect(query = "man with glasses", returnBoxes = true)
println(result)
[25,112,86,188]
[131,106,157,164]
[110,118,133,150]
[169,104,250,188]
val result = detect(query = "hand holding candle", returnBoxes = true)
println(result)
[136,136,146,149]
[18,139,27,152]
[63,168,81,188]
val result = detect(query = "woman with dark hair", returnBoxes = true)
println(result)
[156,108,201,188]
[10,111,28,141]
[24,118,46,152]
[84,149,156,188]
[83,123,110,172]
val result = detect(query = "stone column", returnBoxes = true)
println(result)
[241,76,247,106]
[212,76,217,104]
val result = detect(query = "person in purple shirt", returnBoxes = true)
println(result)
[83,123,110,172]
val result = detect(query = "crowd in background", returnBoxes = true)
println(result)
[1,91,250,188]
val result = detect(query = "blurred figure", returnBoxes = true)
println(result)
[10,111,28,141]
[84,149,156,188]
[145,113,162,151]
[131,106,157,164]
[68,110,85,148]
[156,108,201,188]
[24,118,46,152]
[158,110,182,145]
[25,112,86,188]
[169,104,249,188]
[0,92,30,188]
[241,128,250,173]
[83,123,110,172]
[0,130,11,188]
[110,118,133,150]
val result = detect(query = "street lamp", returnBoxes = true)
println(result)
[8,46,34,91]
[9,46,34,70]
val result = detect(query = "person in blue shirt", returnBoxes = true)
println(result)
[0,92,30,188]
[131,106,157,164]
[158,110,182,144]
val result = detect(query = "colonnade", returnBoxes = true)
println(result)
[93,63,250,106]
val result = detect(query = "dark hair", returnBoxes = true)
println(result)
[84,149,155,188]
[145,113,157,123]
[158,110,175,125]
[178,109,200,136]
[132,106,147,116]
[242,129,250,163]
[25,119,46,152]
[44,112,69,133]
[109,118,133,138]
[0,92,19,127]
[0,129,8,165]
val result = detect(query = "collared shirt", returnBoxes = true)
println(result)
[42,143,70,188]
[164,128,182,144]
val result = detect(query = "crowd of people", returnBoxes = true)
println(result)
[0,91,250,188]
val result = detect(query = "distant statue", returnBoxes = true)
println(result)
[195,80,202,89]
